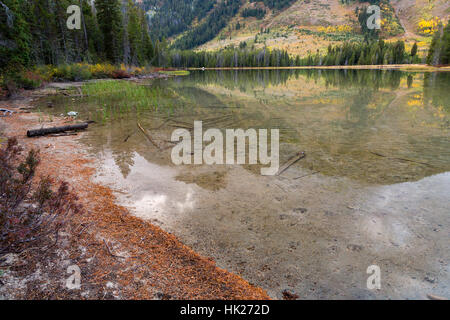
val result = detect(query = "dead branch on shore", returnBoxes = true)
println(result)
[27,123,89,137]
[0,108,14,116]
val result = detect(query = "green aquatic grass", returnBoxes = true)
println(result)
[79,80,183,122]
[159,70,190,76]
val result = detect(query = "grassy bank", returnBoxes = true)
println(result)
[0,63,156,97]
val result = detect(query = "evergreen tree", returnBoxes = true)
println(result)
[96,0,123,63]
[0,0,31,69]
[427,21,450,65]
[411,42,418,57]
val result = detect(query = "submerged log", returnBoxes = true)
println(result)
[27,123,88,137]
[277,151,306,176]
[137,122,160,150]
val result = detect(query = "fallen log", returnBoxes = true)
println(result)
[27,123,88,137]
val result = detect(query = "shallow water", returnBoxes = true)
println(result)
[35,70,450,299]
[38,70,450,184]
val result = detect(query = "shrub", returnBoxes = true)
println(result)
[0,69,44,96]
[70,64,92,81]
[111,69,131,79]
[34,65,57,82]
[52,64,92,81]
[418,17,443,35]
[16,71,44,89]
[0,138,82,254]
[88,63,115,78]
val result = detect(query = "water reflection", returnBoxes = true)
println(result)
[36,70,449,185]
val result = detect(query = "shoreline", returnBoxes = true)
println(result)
[188,64,450,72]
[0,86,270,300]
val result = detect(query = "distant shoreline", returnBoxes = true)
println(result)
[188,64,450,72]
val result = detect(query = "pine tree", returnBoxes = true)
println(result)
[428,20,450,65]
[442,22,450,65]
[96,0,123,63]
[127,0,141,65]
[0,0,31,69]
[411,42,418,57]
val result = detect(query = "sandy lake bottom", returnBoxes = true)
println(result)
[36,69,450,299]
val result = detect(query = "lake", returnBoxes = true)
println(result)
[36,69,450,299]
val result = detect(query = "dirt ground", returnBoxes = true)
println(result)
[0,88,269,300]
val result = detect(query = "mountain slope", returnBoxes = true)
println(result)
[142,0,450,56]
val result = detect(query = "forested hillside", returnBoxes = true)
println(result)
[171,0,242,50]
[142,0,306,49]
[141,0,216,40]
[1,0,449,75]
[192,0,449,58]
[0,0,155,70]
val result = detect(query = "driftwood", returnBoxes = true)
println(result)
[277,152,306,176]
[294,171,319,180]
[123,133,133,143]
[427,294,448,300]
[137,122,160,150]
[168,123,193,130]
[0,108,14,117]
[203,115,233,125]
[27,123,88,137]
[369,151,433,167]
